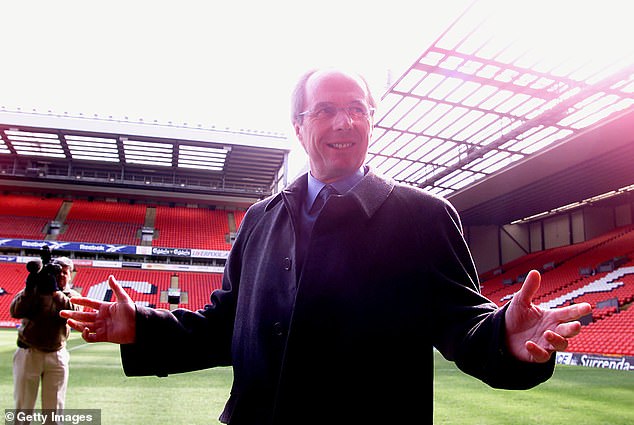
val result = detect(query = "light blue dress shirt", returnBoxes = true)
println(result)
[305,167,366,212]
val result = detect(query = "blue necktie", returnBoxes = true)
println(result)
[310,184,338,215]
[297,185,339,275]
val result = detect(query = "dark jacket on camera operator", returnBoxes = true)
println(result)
[10,259,79,352]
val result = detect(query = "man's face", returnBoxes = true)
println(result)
[58,265,72,290]
[294,70,373,183]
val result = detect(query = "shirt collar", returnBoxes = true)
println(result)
[306,167,365,209]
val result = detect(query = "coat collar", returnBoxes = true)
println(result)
[265,166,395,219]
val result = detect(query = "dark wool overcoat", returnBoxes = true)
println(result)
[121,169,554,424]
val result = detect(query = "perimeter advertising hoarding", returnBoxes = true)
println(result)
[0,239,137,255]
[557,352,634,371]
[0,238,229,259]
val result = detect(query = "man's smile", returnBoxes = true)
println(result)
[327,142,355,149]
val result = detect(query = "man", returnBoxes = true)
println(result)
[11,255,81,415]
[62,68,591,424]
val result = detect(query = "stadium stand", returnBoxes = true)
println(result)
[58,220,141,245]
[0,193,63,218]
[566,305,634,356]
[79,267,168,308]
[481,225,634,305]
[0,263,30,326]
[75,267,222,311]
[0,263,223,326]
[153,205,232,250]
[177,272,223,306]
[0,194,63,239]
[0,193,235,248]
[234,210,247,230]
[58,199,147,245]
[479,225,634,357]
[65,199,147,223]
[0,216,49,239]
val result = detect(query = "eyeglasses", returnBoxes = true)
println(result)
[298,103,375,121]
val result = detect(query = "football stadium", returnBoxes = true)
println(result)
[1,1,633,424]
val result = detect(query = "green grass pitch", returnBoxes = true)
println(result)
[1,328,632,424]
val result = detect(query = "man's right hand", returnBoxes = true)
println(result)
[60,275,136,344]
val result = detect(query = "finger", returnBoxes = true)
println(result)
[544,330,569,352]
[108,275,133,303]
[514,270,541,306]
[70,297,105,310]
[525,340,551,363]
[82,327,99,343]
[82,327,109,343]
[552,302,592,322]
[67,318,89,334]
[61,310,98,322]
[554,321,582,338]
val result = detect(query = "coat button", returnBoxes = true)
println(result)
[283,257,292,271]
[273,322,284,337]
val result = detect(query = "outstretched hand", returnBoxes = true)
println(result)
[60,275,136,344]
[505,270,592,363]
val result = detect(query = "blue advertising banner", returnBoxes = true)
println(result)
[0,239,137,255]
[0,238,230,259]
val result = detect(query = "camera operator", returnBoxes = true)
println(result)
[10,250,81,418]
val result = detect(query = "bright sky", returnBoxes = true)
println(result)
[0,0,472,173]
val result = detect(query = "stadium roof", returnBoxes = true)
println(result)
[2,0,633,224]
[0,110,291,207]
[370,0,634,225]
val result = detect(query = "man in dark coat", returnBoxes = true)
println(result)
[62,68,592,424]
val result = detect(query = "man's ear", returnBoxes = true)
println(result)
[294,123,306,150]
[294,122,302,140]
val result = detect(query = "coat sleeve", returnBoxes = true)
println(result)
[418,196,554,389]
[120,288,236,377]
[120,202,264,377]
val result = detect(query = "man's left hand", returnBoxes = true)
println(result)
[505,270,592,363]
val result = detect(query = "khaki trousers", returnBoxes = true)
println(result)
[13,347,70,411]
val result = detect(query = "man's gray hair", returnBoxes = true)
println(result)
[55,256,74,271]
[290,68,377,126]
